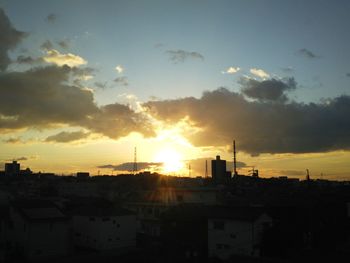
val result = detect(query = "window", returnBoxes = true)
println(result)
[213,221,225,230]
[75,232,81,237]
[89,217,95,221]
[216,244,223,249]
[102,217,110,222]
[230,233,236,239]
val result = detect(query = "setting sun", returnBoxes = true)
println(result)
[154,149,185,174]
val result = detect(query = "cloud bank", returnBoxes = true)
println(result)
[0,8,27,71]
[145,84,350,155]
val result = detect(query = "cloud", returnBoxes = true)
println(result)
[346,73,350,77]
[45,130,90,143]
[79,102,155,139]
[40,40,54,50]
[281,66,294,73]
[115,65,124,74]
[222,67,240,74]
[0,8,27,71]
[250,68,270,79]
[5,155,38,162]
[97,162,162,172]
[144,87,350,155]
[0,65,155,140]
[0,65,97,131]
[297,48,319,59]
[57,39,70,50]
[165,49,204,63]
[3,137,22,144]
[16,55,43,65]
[46,13,57,24]
[240,77,296,102]
[114,76,128,86]
[94,81,108,89]
[43,49,87,67]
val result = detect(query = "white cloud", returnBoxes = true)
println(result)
[43,49,87,67]
[115,65,124,74]
[222,66,240,74]
[250,68,270,79]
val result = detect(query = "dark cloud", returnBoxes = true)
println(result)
[297,48,319,59]
[94,81,108,89]
[57,39,70,50]
[5,156,37,162]
[45,130,90,143]
[114,76,128,86]
[240,77,296,102]
[145,87,350,155]
[346,73,350,77]
[79,102,155,139]
[0,8,27,71]
[0,65,97,130]
[0,65,155,139]
[16,55,43,65]
[46,13,57,24]
[165,49,204,63]
[40,40,54,50]
[98,162,162,172]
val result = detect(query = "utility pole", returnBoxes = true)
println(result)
[133,146,137,174]
[233,140,238,177]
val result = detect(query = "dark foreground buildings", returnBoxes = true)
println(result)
[0,159,349,262]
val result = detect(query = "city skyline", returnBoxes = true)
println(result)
[1,0,350,179]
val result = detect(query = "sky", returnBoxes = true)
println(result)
[0,0,350,180]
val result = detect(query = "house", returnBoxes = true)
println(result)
[208,206,272,260]
[71,203,136,251]
[9,199,71,260]
[161,205,209,262]
[124,187,218,242]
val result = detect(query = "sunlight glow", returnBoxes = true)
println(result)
[154,148,185,174]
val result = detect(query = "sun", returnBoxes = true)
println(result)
[154,148,185,174]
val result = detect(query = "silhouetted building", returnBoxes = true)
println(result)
[76,172,90,178]
[71,203,136,251]
[211,156,230,185]
[208,207,272,259]
[9,199,70,260]
[5,161,20,176]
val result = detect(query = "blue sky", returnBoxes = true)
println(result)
[3,0,350,102]
[1,0,350,178]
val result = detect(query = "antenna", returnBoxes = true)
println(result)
[205,160,208,178]
[233,140,237,176]
[133,146,137,174]
[306,169,310,181]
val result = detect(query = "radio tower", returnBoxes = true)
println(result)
[133,146,137,174]
[233,140,238,177]
[205,160,208,178]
